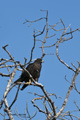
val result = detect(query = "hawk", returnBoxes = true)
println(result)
[14,58,43,90]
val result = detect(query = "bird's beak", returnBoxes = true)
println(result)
[41,60,44,63]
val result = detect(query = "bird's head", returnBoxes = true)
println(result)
[34,58,44,64]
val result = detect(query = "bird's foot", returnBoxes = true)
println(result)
[26,79,31,85]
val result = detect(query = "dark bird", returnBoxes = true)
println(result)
[14,58,43,90]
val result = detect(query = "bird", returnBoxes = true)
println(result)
[14,58,43,90]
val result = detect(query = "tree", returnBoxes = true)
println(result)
[0,10,80,120]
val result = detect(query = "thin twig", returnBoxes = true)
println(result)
[9,85,20,109]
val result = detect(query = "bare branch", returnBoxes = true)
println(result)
[31,98,47,114]
[26,102,32,120]
[40,41,57,48]
[2,45,14,61]
[23,17,46,24]
[27,30,36,64]
[74,83,80,94]
[41,10,48,57]
[49,20,63,31]
[3,67,17,120]
[63,28,80,36]
[60,18,66,30]
[0,72,10,77]
[74,101,80,111]
[56,65,80,118]
[0,100,4,109]
[56,26,76,72]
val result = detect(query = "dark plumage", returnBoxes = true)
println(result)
[14,58,43,90]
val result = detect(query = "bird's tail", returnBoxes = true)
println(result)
[21,84,28,90]
[14,78,28,90]
[14,78,22,84]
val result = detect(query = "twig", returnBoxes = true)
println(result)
[23,17,46,24]
[9,85,20,109]
[40,41,57,48]
[60,18,66,30]
[26,102,32,120]
[63,28,80,36]
[31,98,47,114]
[74,101,80,111]
[41,11,48,56]
[74,83,80,94]
[0,100,4,109]
[49,21,63,31]
[0,72,10,77]
[2,45,14,61]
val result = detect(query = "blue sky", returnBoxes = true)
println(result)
[0,0,80,119]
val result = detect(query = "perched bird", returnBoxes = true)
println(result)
[14,58,43,90]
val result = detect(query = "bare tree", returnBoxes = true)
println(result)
[0,10,80,120]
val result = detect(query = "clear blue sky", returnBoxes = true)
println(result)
[0,0,80,119]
